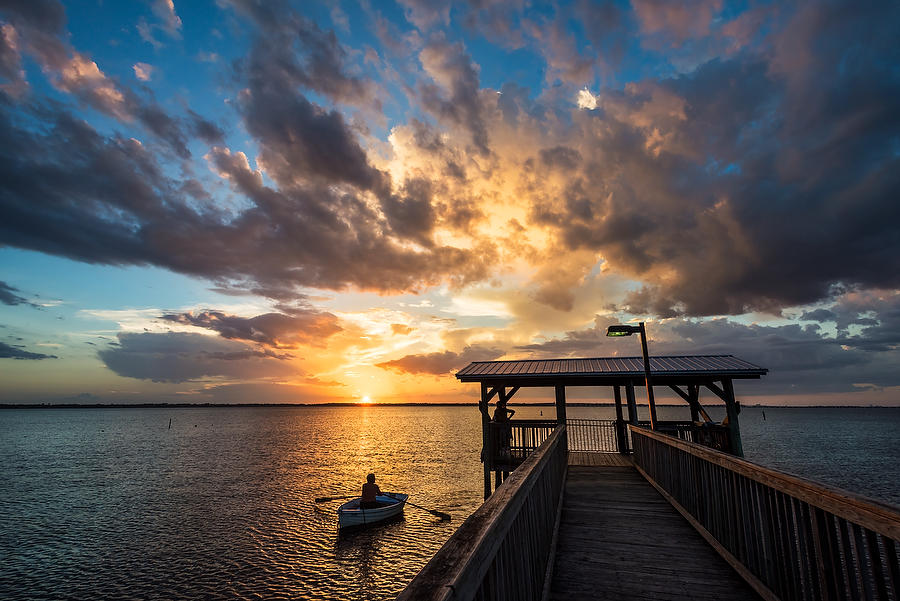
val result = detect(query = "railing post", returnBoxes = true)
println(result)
[613,385,628,454]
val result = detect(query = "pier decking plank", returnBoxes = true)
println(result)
[568,452,633,467]
[549,466,761,601]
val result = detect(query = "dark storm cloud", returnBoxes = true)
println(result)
[188,110,225,145]
[134,103,189,158]
[0,341,56,359]
[159,309,342,348]
[529,1,900,316]
[205,146,492,292]
[226,0,375,107]
[228,1,389,194]
[573,0,628,65]
[517,298,900,395]
[98,332,295,383]
[237,85,384,191]
[380,178,436,247]
[0,0,66,33]
[418,35,490,155]
[539,146,582,170]
[377,345,503,375]
[0,100,491,296]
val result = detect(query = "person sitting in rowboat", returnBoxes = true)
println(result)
[361,473,381,509]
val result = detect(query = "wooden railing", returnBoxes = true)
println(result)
[487,419,557,469]
[654,420,732,454]
[566,418,620,452]
[565,419,727,454]
[631,426,900,601]
[485,418,731,470]
[397,426,568,601]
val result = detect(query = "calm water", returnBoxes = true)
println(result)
[1,405,898,600]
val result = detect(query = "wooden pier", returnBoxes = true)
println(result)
[549,463,759,600]
[397,354,900,601]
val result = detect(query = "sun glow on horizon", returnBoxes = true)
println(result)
[360,395,373,404]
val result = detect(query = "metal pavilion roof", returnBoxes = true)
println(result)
[456,355,766,382]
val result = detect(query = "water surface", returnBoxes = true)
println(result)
[1,405,898,600]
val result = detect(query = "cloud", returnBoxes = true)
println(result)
[132,62,153,81]
[576,89,597,110]
[137,0,182,48]
[1,0,196,158]
[397,0,450,30]
[516,294,900,396]
[0,281,34,306]
[2,0,899,331]
[0,103,492,300]
[98,332,296,383]
[187,109,224,145]
[159,309,343,348]
[418,34,490,154]
[377,344,504,375]
[0,23,27,95]
[226,0,376,108]
[0,341,57,359]
[391,323,413,335]
[0,0,66,34]
[151,0,181,36]
[632,0,723,48]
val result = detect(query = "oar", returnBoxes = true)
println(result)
[315,494,357,503]
[401,498,451,521]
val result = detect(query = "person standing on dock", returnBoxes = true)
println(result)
[361,473,381,509]
[493,400,515,457]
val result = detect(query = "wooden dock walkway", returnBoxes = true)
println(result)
[548,465,761,601]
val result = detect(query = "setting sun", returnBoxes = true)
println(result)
[360,396,373,404]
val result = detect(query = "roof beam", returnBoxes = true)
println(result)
[669,384,712,423]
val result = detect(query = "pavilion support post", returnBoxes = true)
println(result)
[554,384,568,451]
[613,385,628,454]
[554,384,567,424]
[480,382,492,499]
[723,378,744,457]
[625,382,638,425]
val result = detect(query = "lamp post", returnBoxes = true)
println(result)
[607,322,658,430]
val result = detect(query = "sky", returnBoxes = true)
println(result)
[0,0,898,406]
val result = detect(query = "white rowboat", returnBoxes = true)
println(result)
[337,492,408,529]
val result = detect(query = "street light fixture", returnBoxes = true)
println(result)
[606,322,658,430]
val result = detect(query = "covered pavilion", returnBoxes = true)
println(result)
[456,354,767,498]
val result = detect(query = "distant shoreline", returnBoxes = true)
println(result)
[1,402,897,409]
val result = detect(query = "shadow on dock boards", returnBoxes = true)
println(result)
[548,465,761,601]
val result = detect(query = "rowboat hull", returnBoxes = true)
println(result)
[338,492,408,529]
